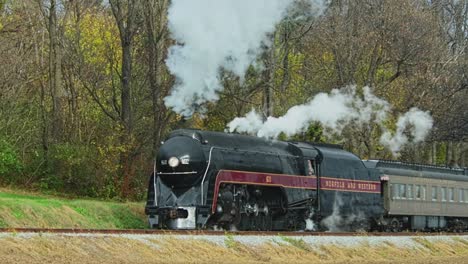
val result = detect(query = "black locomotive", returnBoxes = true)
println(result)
[145,129,468,231]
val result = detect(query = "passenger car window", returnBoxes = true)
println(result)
[448,188,454,202]
[407,184,413,199]
[432,186,437,201]
[441,187,447,202]
[415,185,421,199]
[399,184,406,199]
[391,184,398,199]
[421,186,426,200]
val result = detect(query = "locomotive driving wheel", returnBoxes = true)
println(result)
[389,218,401,232]
[212,183,285,231]
[449,219,466,233]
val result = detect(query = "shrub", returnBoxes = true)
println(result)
[0,139,23,183]
[48,143,97,195]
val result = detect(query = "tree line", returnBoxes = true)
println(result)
[0,0,466,199]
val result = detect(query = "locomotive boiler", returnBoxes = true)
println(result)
[145,129,385,231]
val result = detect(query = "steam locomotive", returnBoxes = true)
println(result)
[145,129,468,231]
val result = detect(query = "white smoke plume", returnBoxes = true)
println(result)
[304,211,316,231]
[380,108,433,154]
[227,86,433,155]
[320,194,367,232]
[163,0,432,155]
[164,0,325,116]
[320,195,344,232]
[231,89,352,138]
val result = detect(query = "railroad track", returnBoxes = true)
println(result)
[0,228,467,236]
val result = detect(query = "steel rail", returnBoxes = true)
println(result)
[0,228,467,237]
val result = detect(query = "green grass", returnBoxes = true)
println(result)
[279,235,312,251]
[0,189,147,229]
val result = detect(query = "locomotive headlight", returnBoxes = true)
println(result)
[168,157,180,168]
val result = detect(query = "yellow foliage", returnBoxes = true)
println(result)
[322,51,334,63]
[65,13,121,76]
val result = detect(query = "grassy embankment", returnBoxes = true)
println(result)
[1,189,468,263]
[0,188,147,229]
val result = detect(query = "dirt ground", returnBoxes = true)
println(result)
[0,235,467,264]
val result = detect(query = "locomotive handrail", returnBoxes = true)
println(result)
[157,171,198,175]
[153,159,158,206]
[374,159,466,171]
[199,146,304,205]
[201,147,214,205]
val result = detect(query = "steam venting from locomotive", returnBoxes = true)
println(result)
[380,108,434,154]
[228,86,434,155]
[320,195,367,232]
[164,0,325,116]
[164,0,433,155]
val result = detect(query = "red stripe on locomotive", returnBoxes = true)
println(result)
[211,170,381,213]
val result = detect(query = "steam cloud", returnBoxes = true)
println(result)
[380,108,433,154]
[321,194,367,232]
[164,0,324,116]
[227,86,433,155]
[164,1,432,154]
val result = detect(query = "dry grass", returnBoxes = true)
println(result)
[0,235,467,264]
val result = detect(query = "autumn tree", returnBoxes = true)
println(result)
[0,0,466,198]
[142,0,172,156]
